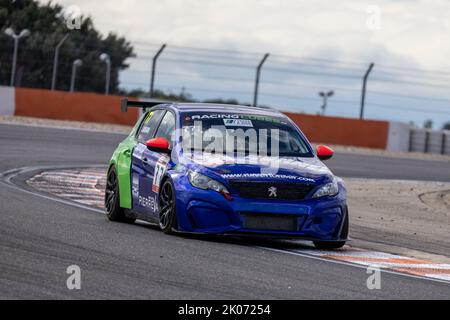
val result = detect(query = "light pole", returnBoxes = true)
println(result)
[253,53,269,107]
[99,53,111,95]
[318,90,334,115]
[51,33,70,91]
[150,44,167,97]
[70,59,83,92]
[4,28,30,86]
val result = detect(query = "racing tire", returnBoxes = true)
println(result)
[105,166,135,224]
[313,212,349,250]
[158,179,178,234]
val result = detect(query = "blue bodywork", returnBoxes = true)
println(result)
[129,104,348,242]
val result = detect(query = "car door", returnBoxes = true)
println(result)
[131,109,165,215]
[138,110,176,218]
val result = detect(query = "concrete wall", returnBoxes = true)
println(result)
[0,86,15,116]
[409,128,450,155]
[386,121,411,152]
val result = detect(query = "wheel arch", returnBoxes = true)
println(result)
[160,173,172,187]
[108,146,134,209]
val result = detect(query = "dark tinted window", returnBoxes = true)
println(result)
[137,110,165,143]
[155,111,176,148]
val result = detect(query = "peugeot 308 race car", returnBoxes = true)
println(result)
[105,99,349,249]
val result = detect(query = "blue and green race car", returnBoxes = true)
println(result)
[105,99,349,249]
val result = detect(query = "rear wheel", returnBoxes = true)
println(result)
[158,179,177,234]
[313,212,348,250]
[105,166,135,223]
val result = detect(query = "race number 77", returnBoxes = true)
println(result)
[152,160,167,193]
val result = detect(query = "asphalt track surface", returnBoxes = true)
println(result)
[0,123,449,299]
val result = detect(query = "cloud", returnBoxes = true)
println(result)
[40,0,450,126]
[47,0,450,70]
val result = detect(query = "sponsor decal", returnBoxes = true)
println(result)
[187,114,282,124]
[223,119,253,127]
[144,111,155,124]
[240,114,283,124]
[134,143,146,159]
[191,114,240,120]
[138,194,158,212]
[152,155,170,193]
[132,173,139,197]
[220,173,315,183]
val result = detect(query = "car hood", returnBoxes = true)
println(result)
[180,152,333,185]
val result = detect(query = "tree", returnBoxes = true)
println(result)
[0,0,134,94]
[423,119,433,129]
[204,98,242,105]
[125,88,196,102]
[443,121,450,130]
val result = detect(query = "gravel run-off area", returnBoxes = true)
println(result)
[346,178,450,263]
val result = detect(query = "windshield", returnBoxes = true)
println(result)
[181,112,313,157]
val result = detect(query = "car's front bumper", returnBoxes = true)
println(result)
[174,175,348,241]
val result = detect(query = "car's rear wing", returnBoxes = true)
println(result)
[120,98,168,112]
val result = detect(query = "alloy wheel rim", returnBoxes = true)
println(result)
[159,182,173,229]
[105,170,116,214]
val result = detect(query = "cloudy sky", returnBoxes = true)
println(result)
[44,0,450,128]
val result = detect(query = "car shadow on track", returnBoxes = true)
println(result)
[133,219,318,251]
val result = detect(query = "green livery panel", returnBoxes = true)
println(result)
[108,113,145,209]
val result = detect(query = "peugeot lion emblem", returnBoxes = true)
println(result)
[268,186,277,198]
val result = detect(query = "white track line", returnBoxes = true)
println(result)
[259,247,450,285]
[0,165,105,215]
[0,121,129,135]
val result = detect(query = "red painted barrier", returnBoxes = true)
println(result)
[15,88,139,126]
[11,87,389,149]
[285,112,389,149]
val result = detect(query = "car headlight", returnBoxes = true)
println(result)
[188,171,231,199]
[312,178,339,198]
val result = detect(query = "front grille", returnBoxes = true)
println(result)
[229,181,314,200]
[242,213,298,231]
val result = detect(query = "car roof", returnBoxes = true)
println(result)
[162,103,286,117]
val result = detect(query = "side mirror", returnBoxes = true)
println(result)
[316,145,334,161]
[145,137,171,154]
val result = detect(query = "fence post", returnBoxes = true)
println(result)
[441,132,447,155]
[150,44,167,97]
[424,130,430,153]
[253,53,269,107]
[360,63,375,120]
[408,129,413,152]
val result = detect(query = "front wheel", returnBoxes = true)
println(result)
[158,179,177,234]
[105,166,135,223]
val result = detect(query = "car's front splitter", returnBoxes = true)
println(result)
[174,179,348,241]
